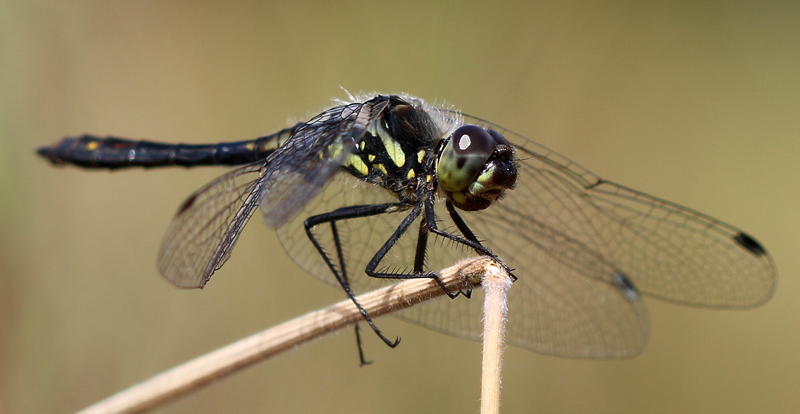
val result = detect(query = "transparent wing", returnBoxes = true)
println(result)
[435,113,775,357]
[259,98,391,227]
[158,162,268,288]
[462,114,776,309]
[276,109,775,359]
[158,97,393,288]
[277,170,650,358]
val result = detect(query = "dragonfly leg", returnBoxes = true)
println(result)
[304,202,407,348]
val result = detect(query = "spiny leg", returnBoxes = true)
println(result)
[431,196,517,281]
[329,219,372,365]
[364,198,463,299]
[304,203,406,348]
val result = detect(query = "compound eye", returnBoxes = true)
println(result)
[451,125,495,157]
[437,125,495,192]
[487,129,510,147]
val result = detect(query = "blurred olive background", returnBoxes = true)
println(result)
[2,1,800,413]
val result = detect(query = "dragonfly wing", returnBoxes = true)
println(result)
[158,162,268,288]
[398,112,775,357]
[260,97,391,227]
[463,113,777,309]
[158,96,393,288]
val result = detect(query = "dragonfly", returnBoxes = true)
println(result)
[37,93,776,359]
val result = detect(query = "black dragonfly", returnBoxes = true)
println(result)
[38,94,776,359]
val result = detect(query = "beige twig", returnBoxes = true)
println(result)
[480,262,514,414]
[75,257,495,414]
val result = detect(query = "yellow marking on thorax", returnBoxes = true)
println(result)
[417,150,426,163]
[407,169,416,179]
[326,142,345,160]
[373,163,387,175]
[375,121,405,168]
[85,141,100,151]
[349,155,369,176]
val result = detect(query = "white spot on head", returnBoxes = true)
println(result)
[458,134,471,150]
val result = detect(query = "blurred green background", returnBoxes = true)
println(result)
[2,1,799,413]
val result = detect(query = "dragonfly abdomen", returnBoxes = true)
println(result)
[37,125,301,169]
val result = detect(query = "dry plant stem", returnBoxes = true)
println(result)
[480,262,513,414]
[76,257,492,414]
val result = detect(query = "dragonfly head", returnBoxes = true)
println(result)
[437,125,517,211]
